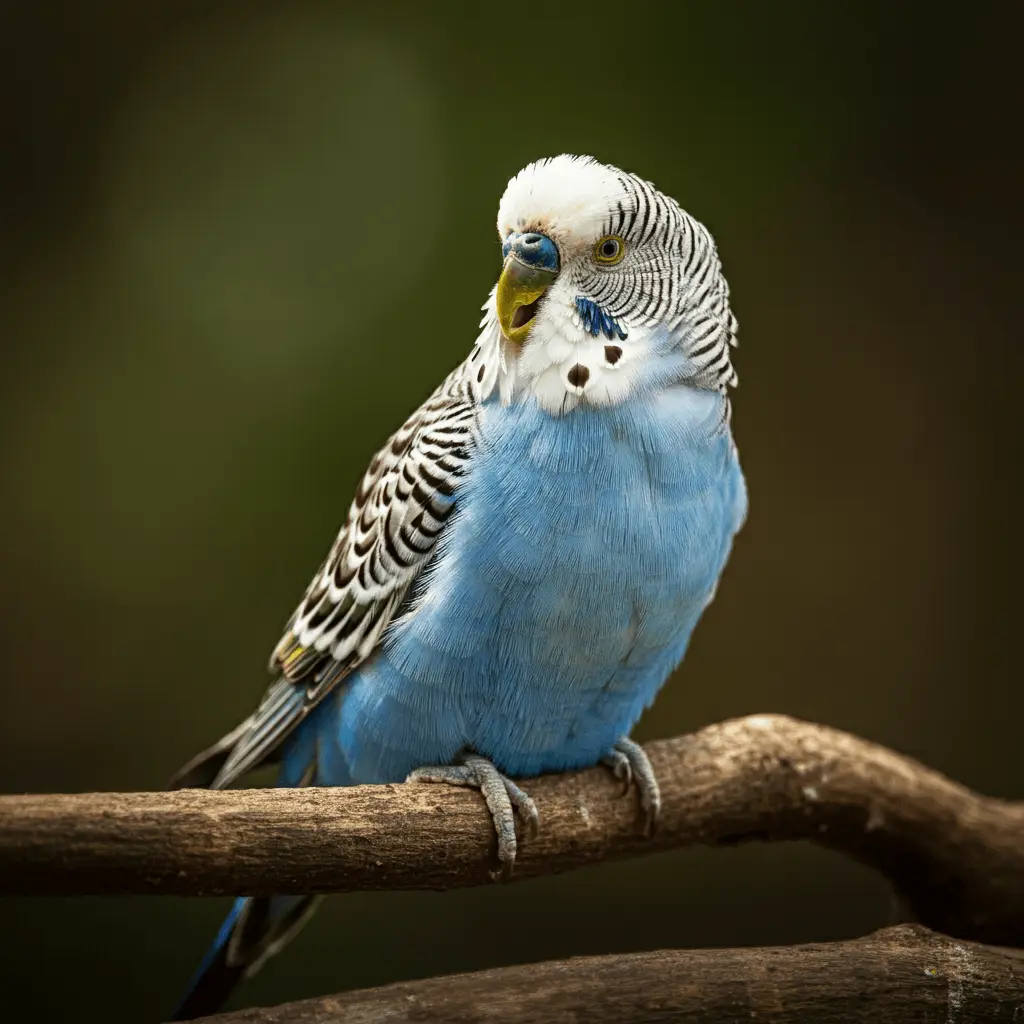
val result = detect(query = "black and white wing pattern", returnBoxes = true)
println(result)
[273,367,479,686]
[174,361,490,791]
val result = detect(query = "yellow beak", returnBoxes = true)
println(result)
[496,257,557,345]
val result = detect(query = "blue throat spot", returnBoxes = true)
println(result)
[575,297,628,341]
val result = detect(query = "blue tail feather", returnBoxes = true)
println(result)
[170,716,326,1019]
[170,897,250,1021]
[171,893,320,1020]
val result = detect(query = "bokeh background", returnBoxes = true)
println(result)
[2,1,1021,1020]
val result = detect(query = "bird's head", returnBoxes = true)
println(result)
[480,155,737,413]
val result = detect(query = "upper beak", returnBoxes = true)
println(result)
[495,232,559,345]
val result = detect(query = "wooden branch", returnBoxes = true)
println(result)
[191,925,1024,1023]
[2,715,1023,945]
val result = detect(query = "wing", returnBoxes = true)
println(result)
[202,365,481,789]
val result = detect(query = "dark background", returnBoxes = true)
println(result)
[1,2,1021,1020]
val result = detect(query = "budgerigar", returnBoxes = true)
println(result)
[169,154,747,1019]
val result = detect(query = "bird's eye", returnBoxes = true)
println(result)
[594,235,626,265]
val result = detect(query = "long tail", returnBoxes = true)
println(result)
[170,894,321,1020]
[169,711,325,1020]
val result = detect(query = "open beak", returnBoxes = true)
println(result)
[495,232,559,345]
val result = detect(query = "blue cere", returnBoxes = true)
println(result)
[502,231,560,272]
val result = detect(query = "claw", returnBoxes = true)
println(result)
[499,772,540,838]
[407,752,539,878]
[606,737,661,835]
[600,749,633,794]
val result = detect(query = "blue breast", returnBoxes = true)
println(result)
[301,386,746,786]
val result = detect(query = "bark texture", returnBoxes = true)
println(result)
[2,715,1023,948]
[191,926,1024,1023]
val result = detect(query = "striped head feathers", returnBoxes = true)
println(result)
[477,154,738,415]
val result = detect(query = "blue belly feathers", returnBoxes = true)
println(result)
[287,385,746,786]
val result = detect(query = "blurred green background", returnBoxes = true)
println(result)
[1,1,1021,1020]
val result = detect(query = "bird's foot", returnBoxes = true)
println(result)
[406,753,539,880]
[601,737,661,835]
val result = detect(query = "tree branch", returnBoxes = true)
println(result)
[2,715,1023,945]
[191,926,1024,1023]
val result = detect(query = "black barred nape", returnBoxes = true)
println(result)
[592,168,738,393]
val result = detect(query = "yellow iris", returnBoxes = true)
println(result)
[594,235,626,265]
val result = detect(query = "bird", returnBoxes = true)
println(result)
[168,154,748,1019]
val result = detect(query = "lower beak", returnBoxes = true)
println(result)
[496,257,557,345]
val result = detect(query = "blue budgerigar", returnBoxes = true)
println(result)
[169,154,747,1019]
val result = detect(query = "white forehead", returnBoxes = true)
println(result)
[496,154,629,245]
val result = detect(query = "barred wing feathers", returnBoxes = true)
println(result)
[199,368,479,790]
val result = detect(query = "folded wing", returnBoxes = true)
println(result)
[171,367,479,790]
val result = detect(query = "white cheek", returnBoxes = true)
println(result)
[504,302,657,414]
[585,364,639,406]
[540,302,578,364]
[533,364,580,413]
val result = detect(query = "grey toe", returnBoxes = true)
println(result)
[600,748,633,793]
[408,753,539,878]
[609,737,661,834]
